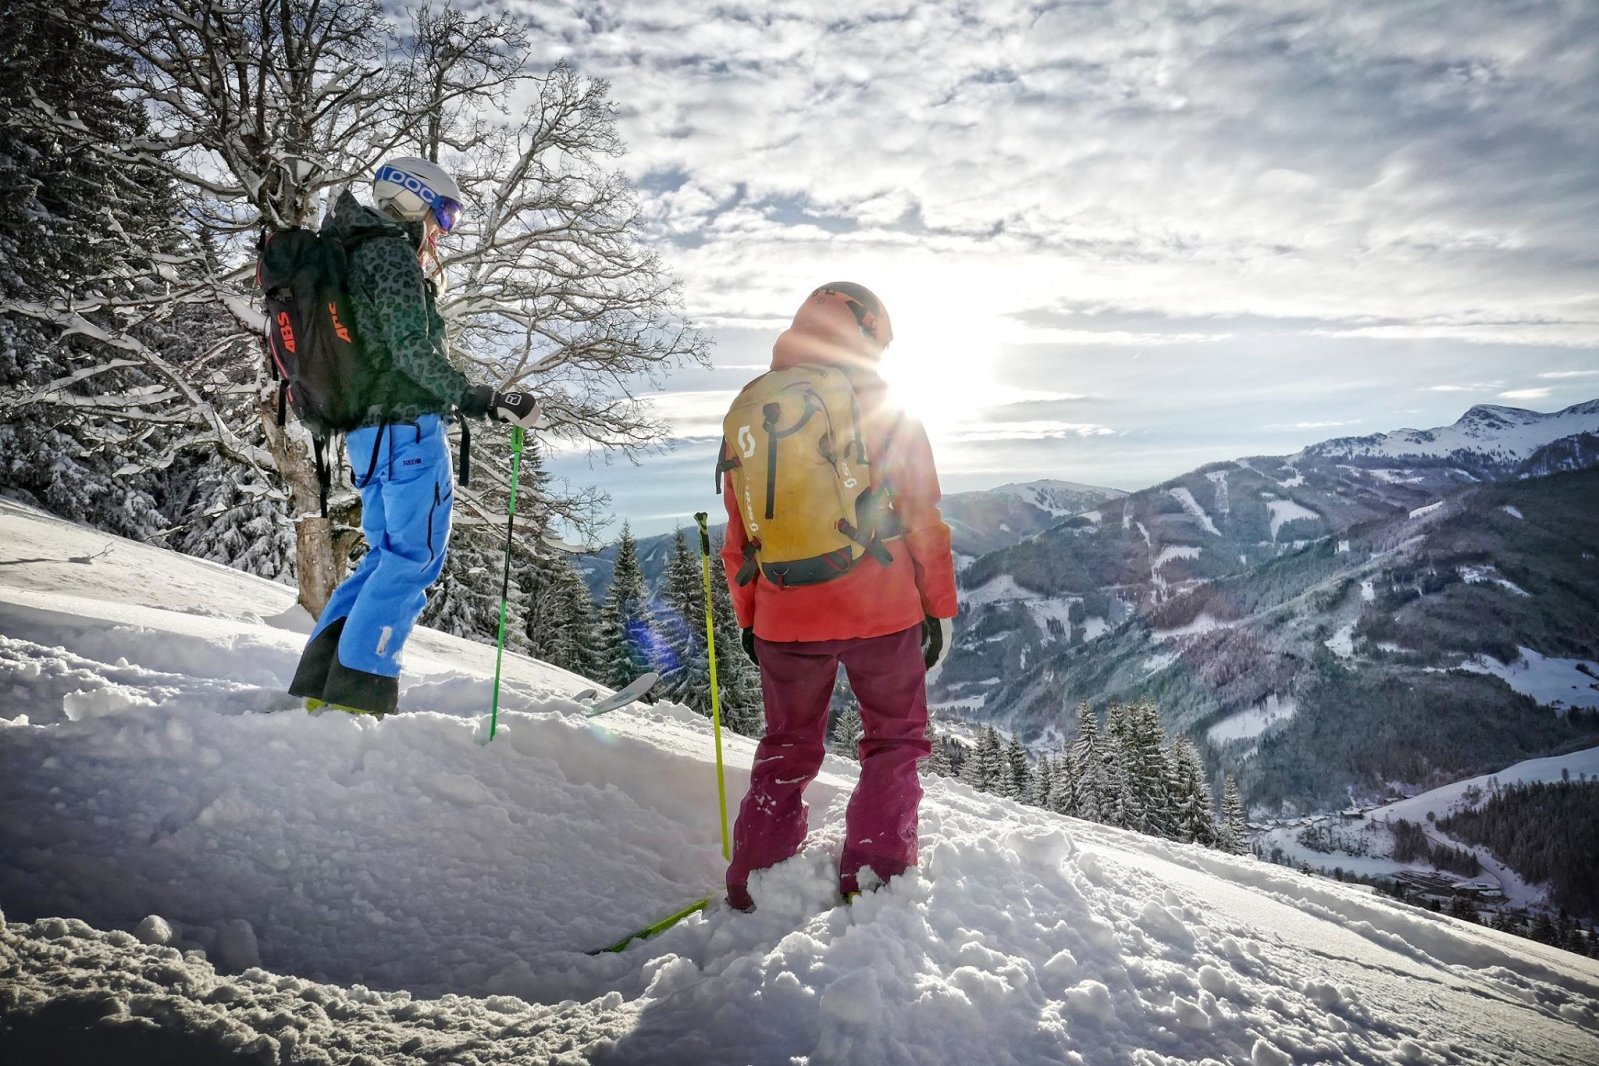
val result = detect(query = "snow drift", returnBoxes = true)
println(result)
[2,499,1597,1064]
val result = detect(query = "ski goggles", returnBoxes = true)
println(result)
[432,197,463,234]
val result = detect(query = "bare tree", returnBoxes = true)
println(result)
[3,0,707,613]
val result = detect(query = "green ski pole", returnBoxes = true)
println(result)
[488,426,525,742]
[694,511,731,861]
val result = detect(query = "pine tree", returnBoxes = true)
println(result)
[1166,737,1219,846]
[654,529,711,710]
[923,721,957,777]
[1218,774,1250,855]
[831,698,865,759]
[596,523,652,690]
[1025,753,1054,807]
[1000,734,1032,801]
[1048,748,1077,815]
[548,558,601,678]
[0,0,177,542]
[1068,702,1106,823]
[1098,728,1135,830]
[707,536,764,737]
[1126,700,1175,838]
[960,726,1004,792]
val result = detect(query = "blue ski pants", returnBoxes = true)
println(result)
[310,415,453,679]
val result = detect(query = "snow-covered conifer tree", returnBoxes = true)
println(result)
[655,529,712,711]
[596,524,652,690]
[1219,774,1250,855]
[1098,729,1136,830]
[923,722,957,777]
[0,0,185,541]
[1166,738,1219,846]
[960,726,1004,792]
[1031,753,1061,808]
[1048,750,1077,815]
[1126,700,1174,839]
[544,558,600,678]
[598,524,652,693]
[708,536,763,737]
[831,699,865,759]
[1000,734,1032,801]
[1068,702,1105,823]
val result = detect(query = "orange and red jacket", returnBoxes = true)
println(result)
[721,334,959,644]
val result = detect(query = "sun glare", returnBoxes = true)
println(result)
[876,292,1001,440]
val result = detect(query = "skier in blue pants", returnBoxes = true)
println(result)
[288,157,542,717]
[311,415,453,694]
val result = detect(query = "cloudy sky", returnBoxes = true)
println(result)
[512,0,1599,539]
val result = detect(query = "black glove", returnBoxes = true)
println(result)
[922,614,952,670]
[492,389,544,429]
[741,627,759,667]
[459,384,494,418]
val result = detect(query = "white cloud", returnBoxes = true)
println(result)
[949,421,1117,443]
[514,0,1599,336]
[511,0,1599,532]
[639,389,740,439]
[1499,387,1553,400]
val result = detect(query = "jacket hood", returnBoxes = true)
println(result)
[326,189,423,247]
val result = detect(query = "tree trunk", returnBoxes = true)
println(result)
[260,397,341,617]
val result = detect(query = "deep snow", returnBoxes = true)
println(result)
[3,498,1598,1064]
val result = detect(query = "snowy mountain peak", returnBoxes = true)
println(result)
[1302,398,1599,465]
[1456,404,1545,430]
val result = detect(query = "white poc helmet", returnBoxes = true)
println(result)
[372,157,464,232]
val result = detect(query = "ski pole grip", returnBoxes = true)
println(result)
[694,511,711,555]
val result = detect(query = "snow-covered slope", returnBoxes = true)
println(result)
[1303,400,1599,465]
[991,479,1127,518]
[1373,747,1599,827]
[3,500,1597,1064]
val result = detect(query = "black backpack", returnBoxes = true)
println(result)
[257,228,378,512]
[257,227,377,435]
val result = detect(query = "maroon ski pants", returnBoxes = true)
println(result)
[727,623,931,908]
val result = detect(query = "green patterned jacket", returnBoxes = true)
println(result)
[324,191,470,427]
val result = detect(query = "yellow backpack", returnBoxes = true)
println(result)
[718,364,893,587]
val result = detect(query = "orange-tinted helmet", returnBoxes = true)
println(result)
[772,281,894,370]
[798,282,892,345]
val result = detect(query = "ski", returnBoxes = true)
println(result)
[541,533,592,554]
[584,671,659,717]
[587,895,711,955]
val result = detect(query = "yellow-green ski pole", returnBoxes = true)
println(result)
[695,511,731,860]
[585,896,711,955]
[488,426,525,742]
[584,514,731,956]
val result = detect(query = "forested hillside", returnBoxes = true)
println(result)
[936,435,1599,811]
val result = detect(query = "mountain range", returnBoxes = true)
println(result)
[932,400,1599,812]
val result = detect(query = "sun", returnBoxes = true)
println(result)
[874,290,1000,439]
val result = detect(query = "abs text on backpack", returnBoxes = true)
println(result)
[257,228,376,436]
[718,364,893,588]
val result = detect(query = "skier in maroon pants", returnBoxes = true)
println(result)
[718,282,959,910]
